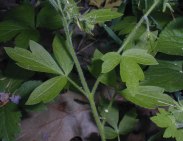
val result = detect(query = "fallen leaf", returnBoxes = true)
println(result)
[17,91,99,141]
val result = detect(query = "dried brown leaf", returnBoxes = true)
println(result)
[17,91,98,141]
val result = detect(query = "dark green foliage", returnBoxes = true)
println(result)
[0,104,21,141]
[1,0,183,141]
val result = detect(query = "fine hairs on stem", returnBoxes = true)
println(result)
[49,0,161,141]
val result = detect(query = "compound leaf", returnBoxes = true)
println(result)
[5,41,63,75]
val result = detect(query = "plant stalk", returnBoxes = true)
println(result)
[56,0,90,95]
[88,94,106,141]
[67,77,86,95]
[55,1,106,140]
[117,0,161,54]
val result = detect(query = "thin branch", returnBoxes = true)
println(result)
[117,0,161,54]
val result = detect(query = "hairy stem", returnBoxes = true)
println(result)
[67,77,86,95]
[117,0,161,54]
[88,94,106,141]
[55,1,106,140]
[56,0,90,95]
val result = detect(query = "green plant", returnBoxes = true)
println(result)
[1,0,183,141]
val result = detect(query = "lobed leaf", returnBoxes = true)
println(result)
[122,48,158,65]
[121,86,176,109]
[36,5,62,29]
[101,52,121,73]
[0,21,26,42]
[5,41,63,75]
[156,17,183,56]
[120,57,144,88]
[15,30,40,48]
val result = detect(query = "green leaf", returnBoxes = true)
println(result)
[122,48,158,65]
[151,109,173,128]
[15,81,42,97]
[37,5,62,29]
[147,132,163,141]
[0,75,23,92]
[104,127,118,139]
[112,16,146,37]
[89,50,117,86]
[88,59,117,86]
[150,109,183,140]
[164,126,177,138]
[120,57,144,88]
[102,106,119,130]
[81,9,122,24]
[92,49,103,61]
[156,17,183,56]
[119,110,138,135]
[175,130,183,141]
[141,60,183,92]
[121,86,176,109]
[15,30,40,48]
[5,41,63,75]
[112,16,136,34]
[0,21,26,42]
[5,4,35,28]
[101,52,121,73]
[26,76,67,105]
[172,110,183,123]
[0,4,38,45]
[53,35,73,75]
[103,24,122,45]
[0,104,21,141]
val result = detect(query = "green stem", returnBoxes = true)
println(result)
[55,1,106,140]
[67,77,86,95]
[117,0,161,54]
[56,0,90,95]
[118,135,121,141]
[65,27,106,140]
[91,76,101,95]
[88,94,106,141]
